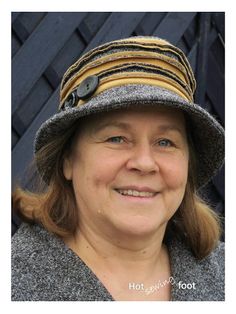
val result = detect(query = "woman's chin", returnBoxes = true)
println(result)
[111,215,165,237]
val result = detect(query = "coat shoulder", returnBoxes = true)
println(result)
[169,239,225,301]
[11,223,62,300]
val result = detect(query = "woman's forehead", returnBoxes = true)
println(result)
[85,106,185,127]
[83,106,186,131]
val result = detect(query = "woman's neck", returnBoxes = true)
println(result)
[64,222,170,283]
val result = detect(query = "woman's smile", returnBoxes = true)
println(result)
[113,186,160,203]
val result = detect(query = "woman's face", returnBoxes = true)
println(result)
[63,106,189,237]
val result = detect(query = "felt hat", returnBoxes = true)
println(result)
[34,36,224,187]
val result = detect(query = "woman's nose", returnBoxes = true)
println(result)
[126,141,159,174]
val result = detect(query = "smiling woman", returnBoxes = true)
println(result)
[12,36,224,301]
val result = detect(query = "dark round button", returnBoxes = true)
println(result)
[77,75,99,100]
[63,90,78,109]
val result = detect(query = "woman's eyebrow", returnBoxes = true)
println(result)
[157,124,184,135]
[93,121,132,132]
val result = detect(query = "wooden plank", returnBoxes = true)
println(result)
[14,76,53,136]
[11,35,21,57]
[12,129,19,149]
[212,13,225,40]
[215,200,224,216]
[176,37,189,56]
[183,20,197,50]
[11,12,20,23]
[195,13,211,105]
[19,12,46,35]
[44,67,61,89]
[79,12,110,43]
[12,112,26,137]
[12,12,87,114]
[50,32,85,83]
[12,18,29,42]
[135,12,166,35]
[12,214,22,236]
[206,51,225,123]
[152,12,196,45]
[187,42,198,74]
[83,12,146,53]
[210,36,224,73]
[213,167,225,200]
[12,87,60,187]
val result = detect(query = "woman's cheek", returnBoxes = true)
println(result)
[161,155,188,188]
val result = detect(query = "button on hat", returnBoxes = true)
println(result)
[77,75,100,100]
[62,90,78,110]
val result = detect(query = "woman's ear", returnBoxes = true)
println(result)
[63,157,73,180]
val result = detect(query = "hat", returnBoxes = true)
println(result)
[34,36,224,188]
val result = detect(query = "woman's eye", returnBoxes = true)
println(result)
[106,136,125,143]
[158,139,173,147]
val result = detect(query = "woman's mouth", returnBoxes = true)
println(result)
[115,189,157,197]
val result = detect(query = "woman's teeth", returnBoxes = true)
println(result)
[116,189,156,197]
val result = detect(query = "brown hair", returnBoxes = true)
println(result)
[12,114,222,259]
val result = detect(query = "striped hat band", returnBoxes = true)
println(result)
[59,37,196,110]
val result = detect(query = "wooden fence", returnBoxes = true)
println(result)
[12,12,225,236]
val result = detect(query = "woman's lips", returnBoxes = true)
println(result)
[114,188,159,201]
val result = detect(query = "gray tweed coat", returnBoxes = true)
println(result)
[11,223,225,301]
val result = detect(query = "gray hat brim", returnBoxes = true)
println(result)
[34,84,224,188]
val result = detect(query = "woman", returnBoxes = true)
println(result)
[12,36,225,301]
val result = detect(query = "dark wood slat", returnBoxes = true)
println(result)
[135,12,166,35]
[14,76,53,137]
[176,37,189,56]
[50,32,85,83]
[187,42,198,74]
[83,12,146,53]
[195,13,211,105]
[78,20,93,44]
[212,13,225,41]
[12,112,26,137]
[12,87,60,187]
[11,12,20,23]
[206,51,225,123]
[79,12,110,43]
[12,12,87,114]
[182,22,219,77]
[183,20,198,50]
[152,12,197,45]
[19,12,46,35]
[12,18,29,43]
[213,167,225,201]
[12,129,19,149]
[11,34,21,57]
[210,35,225,73]
[11,214,22,236]
[44,67,61,89]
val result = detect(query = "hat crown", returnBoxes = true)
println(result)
[60,36,196,109]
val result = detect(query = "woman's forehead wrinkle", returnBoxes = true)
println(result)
[92,121,132,133]
[92,119,186,136]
